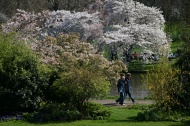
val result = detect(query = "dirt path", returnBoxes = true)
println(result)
[91,99,154,107]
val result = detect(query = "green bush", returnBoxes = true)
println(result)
[82,102,111,120]
[50,62,110,109]
[0,33,51,114]
[145,59,182,111]
[175,48,190,110]
[23,102,111,122]
[137,108,187,122]
[23,103,80,122]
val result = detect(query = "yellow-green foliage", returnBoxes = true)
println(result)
[145,59,181,111]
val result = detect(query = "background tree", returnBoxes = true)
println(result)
[135,0,190,24]
[2,0,170,58]
[0,0,97,18]
[174,31,190,110]
[1,0,190,25]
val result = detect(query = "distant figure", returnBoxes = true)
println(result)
[110,48,118,61]
[151,53,158,61]
[123,48,129,63]
[133,52,138,60]
[168,53,174,61]
[123,48,133,63]
[53,1,58,11]
[142,52,149,63]
[49,0,58,11]
[125,73,135,104]
[176,48,182,57]
[116,73,126,105]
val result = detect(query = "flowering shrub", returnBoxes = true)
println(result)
[42,34,127,104]
[23,33,127,83]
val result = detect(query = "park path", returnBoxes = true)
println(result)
[91,99,154,107]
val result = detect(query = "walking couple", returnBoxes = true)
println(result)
[116,72,135,105]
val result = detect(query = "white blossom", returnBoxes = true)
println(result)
[2,0,170,57]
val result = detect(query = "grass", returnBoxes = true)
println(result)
[0,37,187,126]
[170,41,184,53]
[0,106,189,126]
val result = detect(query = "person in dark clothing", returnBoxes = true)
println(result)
[177,48,182,56]
[125,73,135,103]
[110,48,118,61]
[115,73,126,105]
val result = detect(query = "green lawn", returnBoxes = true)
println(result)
[0,107,188,126]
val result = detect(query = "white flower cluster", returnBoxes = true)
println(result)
[43,10,102,39]
[102,0,170,55]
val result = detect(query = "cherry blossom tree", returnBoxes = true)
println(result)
[2,0,170,57]
[98,0,170,56]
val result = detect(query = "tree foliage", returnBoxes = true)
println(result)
[145,58,190,111]
[0,0,96,18]
[135,0,190,24]
[174,43,190,110]
[145,61,180,111]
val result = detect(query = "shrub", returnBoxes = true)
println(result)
[145,58,181,111]
[50,59,111,108]
[23,103,80,122]
[82,102,111,120]
[42,33,127,106]
[22,102,111,122]
[137,107,188,122]
[0,33,52,114]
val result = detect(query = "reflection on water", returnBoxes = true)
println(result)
[110,73,151,99]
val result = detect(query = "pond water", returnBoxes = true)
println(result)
[109,73,151,99]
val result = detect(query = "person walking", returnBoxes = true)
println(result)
[125,73,135,103]
[116,73,126,105]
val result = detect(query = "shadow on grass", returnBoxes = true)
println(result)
[109,116,190,126]
[169,120,190,126]
[108,116,137,123]
[103,103,118,107]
